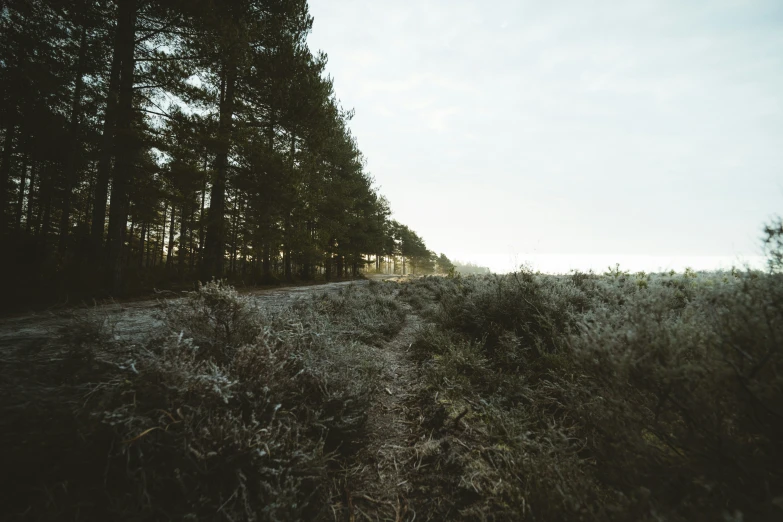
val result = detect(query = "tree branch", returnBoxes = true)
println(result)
[134,15,183,44]
[133,84,169,91]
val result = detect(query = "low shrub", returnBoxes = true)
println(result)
[160,279,261,361]
[296,280,406,345]
[4,280,403,521]
[403,268,783,521]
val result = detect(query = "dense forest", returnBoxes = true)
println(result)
[0,0,451,309]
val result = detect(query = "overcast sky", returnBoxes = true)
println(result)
[307,0,783,273]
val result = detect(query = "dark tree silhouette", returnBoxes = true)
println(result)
[0,0,443,309]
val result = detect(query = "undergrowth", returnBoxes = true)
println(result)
[2,280,405,521]
[400,268,783,521]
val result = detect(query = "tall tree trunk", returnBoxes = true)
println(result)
[33,167,49,237]
[145,226,152,267]
[203,64,236,281]
[189,207,196,272]
[229,188,239,275]
[166,203,175,270]
[125,216,135,266]
[179,200,188,277]
[284,249,291,281]
[90,19,123,260]
[105,0,137,293]
[14,154,28,232]
[81,161,94,227]
[0,116,17,234]
[262,242,271,280]
[40,175,53,244]
[138,221,146,267]
[302,220,313,280]
[284,217,292,281]
[24,159,37,232]
[283,133,295,281]
[58,25,89,255]
[197,153,207,265]
[159,202,167,266]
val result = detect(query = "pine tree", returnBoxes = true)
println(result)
[0,0,447,307]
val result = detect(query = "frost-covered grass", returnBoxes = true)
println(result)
[1,280,405,521]
[400,268,783,521]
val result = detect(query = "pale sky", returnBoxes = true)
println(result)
[307,0,783,273]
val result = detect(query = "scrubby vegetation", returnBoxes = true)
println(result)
[399,265,783,521]
[6,226,783,521]
[1,280,406,521]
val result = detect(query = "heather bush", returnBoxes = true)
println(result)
[403,268,783,521]
[296,280,406,345]
[160,279,261,361]
[7,280,402,521]
[569,271,783,520]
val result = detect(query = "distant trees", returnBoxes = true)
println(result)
[390,221,427,275]
[436,253,455,274]
[453,261,491,275]
[764,217,783,272]
[0,0,442,305]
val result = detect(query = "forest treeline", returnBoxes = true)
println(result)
[0,0,450,308]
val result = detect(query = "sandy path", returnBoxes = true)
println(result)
[336,302,423,522]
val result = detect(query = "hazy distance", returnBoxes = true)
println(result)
[308,0,783,273]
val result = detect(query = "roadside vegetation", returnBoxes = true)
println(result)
[1,279,406,521]
[5,255,782,521]
[398,237,783,520]
[4,232,781,521]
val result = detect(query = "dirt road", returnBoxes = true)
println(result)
[0,277,401,350]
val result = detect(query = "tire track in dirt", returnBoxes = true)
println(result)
[336,301,423,522]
